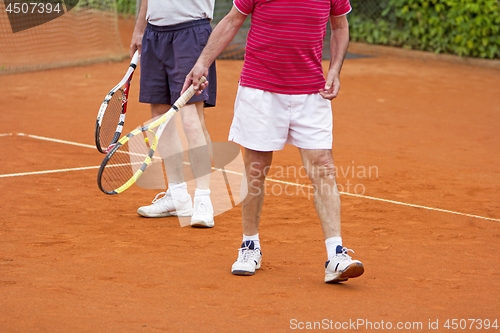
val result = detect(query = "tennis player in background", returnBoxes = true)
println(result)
[130,0,217,227]
[184,0,364,282]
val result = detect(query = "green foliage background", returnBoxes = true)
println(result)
[349,0,500,59]
[116,0,135,15]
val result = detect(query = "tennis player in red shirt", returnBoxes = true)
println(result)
[183,0,364,283]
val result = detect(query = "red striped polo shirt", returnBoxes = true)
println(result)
[234,0,351,94]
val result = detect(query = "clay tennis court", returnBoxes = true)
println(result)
[1,17,499,332]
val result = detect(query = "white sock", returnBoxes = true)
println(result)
[243,233,260,249]
[325,236,342,259]
[168,182,190,202]
[195,188,211,197]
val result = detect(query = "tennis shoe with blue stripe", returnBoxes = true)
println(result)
[325,246,364,283]
[137,190,193,218]
[231,241,262,276]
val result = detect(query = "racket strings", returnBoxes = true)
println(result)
[98,77,206,194]
[99,132,155,194]
[100,89,125,149]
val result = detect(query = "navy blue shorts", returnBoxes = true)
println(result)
[139,19,217,107]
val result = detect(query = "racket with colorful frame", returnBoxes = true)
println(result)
[97,76,207,195]
[95,50,139,153]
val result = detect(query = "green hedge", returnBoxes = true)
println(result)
[116,0,135,15]
[349,0,500,59]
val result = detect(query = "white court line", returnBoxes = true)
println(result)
[0,165,100,178]
[16,132,95,149]
[1,132,499,222]
[263,178,500,223]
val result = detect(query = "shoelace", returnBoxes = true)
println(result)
[151,191,168,204]
[238,246,256,263]
[194,200,210,214]
[336,247,354,260]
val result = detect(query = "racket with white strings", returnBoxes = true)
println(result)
[97,76,207,195]
[95,50,140,153]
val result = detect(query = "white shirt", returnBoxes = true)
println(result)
[147,0,215,26]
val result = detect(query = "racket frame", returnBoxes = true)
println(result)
[95,50,140,153]
[97,76,207,195]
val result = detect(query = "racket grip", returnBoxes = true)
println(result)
[173,76,207,110]
[131,50,140,66]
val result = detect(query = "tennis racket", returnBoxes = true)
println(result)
[97,76,207,195]
[95,50,140,153]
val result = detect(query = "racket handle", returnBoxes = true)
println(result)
[173,76,207,111]
[131,50,140,66]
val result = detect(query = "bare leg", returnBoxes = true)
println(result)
[299,148,341,239]
[300,149,364,283]
[180,102,211,190]
[151,104,185,184]
[242,148,273,236]
[196,102,213,159]
[136,104,191,219]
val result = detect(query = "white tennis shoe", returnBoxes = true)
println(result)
[325,246,364,283]
[190,195,214,228]
[137,190,193,218]
[231,241,262,276]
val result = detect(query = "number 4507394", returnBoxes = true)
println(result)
[444,319,498,330]
[5,2,62,14]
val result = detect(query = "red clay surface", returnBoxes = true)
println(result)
[0,17,499,332]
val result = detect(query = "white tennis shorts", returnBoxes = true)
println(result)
[228,86,333,151]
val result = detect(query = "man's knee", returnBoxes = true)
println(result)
[247,160,270,181]
[150,104,169,118]
[181,105,205,137]
[307,154,336,180]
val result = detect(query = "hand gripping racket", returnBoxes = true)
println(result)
[97,76,207,195]
[95,50,140,153]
